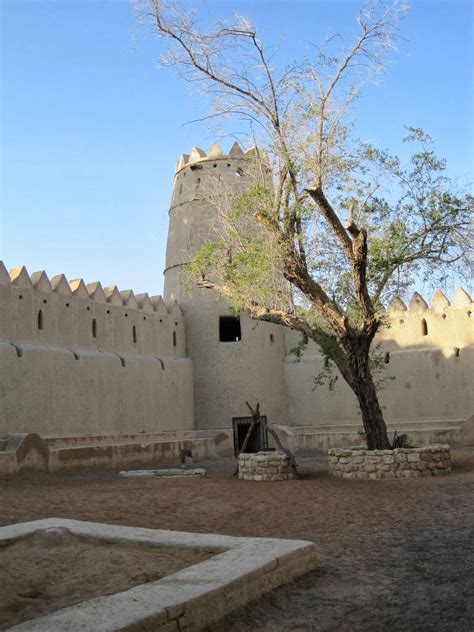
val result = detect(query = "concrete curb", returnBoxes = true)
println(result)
[2,518,317,631]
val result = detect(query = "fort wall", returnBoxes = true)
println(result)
[0,263,194,437]
[284,289,473,429]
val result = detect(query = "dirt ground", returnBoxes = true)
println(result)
[1,449,473,632]
[0,530,212,629]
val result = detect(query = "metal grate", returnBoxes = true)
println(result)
[232,416,268,456]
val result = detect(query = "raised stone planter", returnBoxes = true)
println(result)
[238,451,295,481]
[328,444,451,480]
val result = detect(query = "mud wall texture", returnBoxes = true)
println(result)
[0,263,194,437]
[284,289,473,428]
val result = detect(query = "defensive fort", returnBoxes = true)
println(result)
[1,143,473,473]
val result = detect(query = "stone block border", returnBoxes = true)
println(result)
[2,518,316,631]
[238,451,295,481]
[328,444,451,480]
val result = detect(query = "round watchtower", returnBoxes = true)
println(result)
[163,142,288,432]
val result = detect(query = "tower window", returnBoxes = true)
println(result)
[37,310,43,330]
[219,316,241,342]
[92,318,97,338]
[133,325,137,344]
[173,331,177,347]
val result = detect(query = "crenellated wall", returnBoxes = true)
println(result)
[284,288,473,429]
[0,262,194,437]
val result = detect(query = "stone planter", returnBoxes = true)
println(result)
[238,451,295,481]
[328,444,451,480]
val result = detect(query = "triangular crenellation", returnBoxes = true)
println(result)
[408,291,428,312]
[31,271,52,293]
[10,266,33,288]
[69,278,90,299]
[87,282,107,303]
[50,274,71,296]
[104,285,123,306]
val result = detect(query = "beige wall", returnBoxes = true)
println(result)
[0,264,194,437]
[284,292,473,427]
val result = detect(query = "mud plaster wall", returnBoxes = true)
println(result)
[284,297,473,427]
[0,275,194,437]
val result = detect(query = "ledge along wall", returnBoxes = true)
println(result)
[284,288,473,429]
[0,262,194,437]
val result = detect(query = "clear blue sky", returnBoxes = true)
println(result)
[1,0,472,296]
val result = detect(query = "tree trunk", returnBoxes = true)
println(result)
[347,341,392,450]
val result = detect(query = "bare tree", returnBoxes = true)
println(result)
[137,0,472,450]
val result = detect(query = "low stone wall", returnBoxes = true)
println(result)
[238,451,295,481]
[328,445,451,480]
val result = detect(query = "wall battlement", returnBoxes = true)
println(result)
[0,261,194,438]
[380,287,473,351]
[0,261,185,358]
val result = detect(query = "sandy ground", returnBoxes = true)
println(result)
[0,529,213,629]
[0,449,473,631]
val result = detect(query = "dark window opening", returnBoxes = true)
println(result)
[43,299,47,304]
[219,316,241,342]
[179,184,183,194]
[232,416,268,456]
[173,331,177,347]
[324,356,330,368]
[133,325,137,344]
[37,310,43,330]
[384,352,390,364]
[421,319,428,336]
[454,347,460,358]
[92,318,97,338]
[270,333,274,343]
